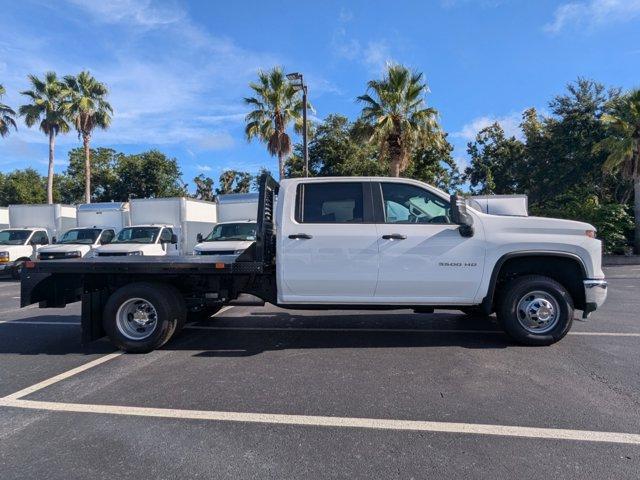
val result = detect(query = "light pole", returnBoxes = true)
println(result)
[286,72,308,177]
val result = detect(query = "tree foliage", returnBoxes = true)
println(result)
[464,78,634,252]
[0,84,17,137]
[64,71,113,203]
[19,72,70,204]
[244,67,307,179]
[357,64,443,177]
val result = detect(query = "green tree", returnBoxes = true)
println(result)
[286,115,383,178]
[0,168,47,205]
[193,174,215,201]
[356,64,443,177]
[19,72,70,204]
[0,84,17,137]
[594,89,640,252]
[64,71,113,204]
[216,170,252,194]
[112,150,186,201]
[464,123,526,194]
[251,167,273,190]
[406,136,462,193]
[62,147,120,203]
[244,67,306,179]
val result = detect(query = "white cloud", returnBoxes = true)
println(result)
[452,112,523,141]
[196,164,212,172]
[1,0,284,160]
[66,0,186,27]
[545,0,640,33]
[331,12,395,72]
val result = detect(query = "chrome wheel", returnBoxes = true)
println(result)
[516,290,560,334]
[116,298,158,340]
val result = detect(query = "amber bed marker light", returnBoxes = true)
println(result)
[215,262,225,269]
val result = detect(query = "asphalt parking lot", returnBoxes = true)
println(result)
[0,265,639,479]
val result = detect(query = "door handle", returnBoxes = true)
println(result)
[289,233,313,240]
[382,233,407,240]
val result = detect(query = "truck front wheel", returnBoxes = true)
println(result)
[103,283,185,353]
[496,275,574,346]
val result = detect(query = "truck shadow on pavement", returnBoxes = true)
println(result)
[178,311,512,357]
[0,311,511,356]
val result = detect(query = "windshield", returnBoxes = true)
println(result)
[58,228,102,245]
[112,227,160,244]
[204,223,257,242]
[0,229,31,246]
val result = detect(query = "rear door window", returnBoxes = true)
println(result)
[295,182,365,223]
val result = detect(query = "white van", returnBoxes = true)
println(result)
[0,204,76,278]
[95,197,217,257]
[193,220,257,257]
[37,202,131,260]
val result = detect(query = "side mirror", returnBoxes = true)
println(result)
[196,233,203,243]
[450,194,474,238]
[170,234,178,245]
[52,236,57,244]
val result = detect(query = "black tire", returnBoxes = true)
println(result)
[496,275,574,346]
[11,259,27,280]
[187,303,223,323]
[102,282,185,353]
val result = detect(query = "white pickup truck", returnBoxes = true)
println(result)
[22,175,607,353]
[0,228,50,278]
[193,221,257,257]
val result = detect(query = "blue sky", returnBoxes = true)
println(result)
[1,0,639,190]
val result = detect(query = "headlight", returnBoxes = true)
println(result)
[65,251,82,258]
[127,251,143,256]
[585,230,596,238]
[234,249,245,255]
[0,252,9,263]
[194,250,202,255]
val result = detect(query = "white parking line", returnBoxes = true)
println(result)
[1,398,639,445]
[2,352,123,401]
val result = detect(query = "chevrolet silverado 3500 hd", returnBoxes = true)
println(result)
[21,175,607,352]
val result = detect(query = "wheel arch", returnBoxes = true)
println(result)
[481,251,587,314]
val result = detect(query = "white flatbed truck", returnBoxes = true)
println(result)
[21,175,607,352]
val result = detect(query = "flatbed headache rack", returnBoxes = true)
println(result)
[20,174,280,343]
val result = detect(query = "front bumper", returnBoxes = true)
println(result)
[582,279,608,318]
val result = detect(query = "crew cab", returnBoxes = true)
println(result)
[94,225,178,257]
[193,221,257,257]
[0,228,49,279]
[21,175,607,352]
[37,227,116,260]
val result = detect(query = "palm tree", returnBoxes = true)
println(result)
[357,64,443,177]
[244,67,306,179]
[19,72,70,204]
[0,84,17,137]
[595,89,640,253]
[64,71,112,203]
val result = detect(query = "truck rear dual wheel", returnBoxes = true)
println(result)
[103,282,187,353]
[496,275,574,346]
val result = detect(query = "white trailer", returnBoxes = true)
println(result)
[95,197,217,256]
[0,207,8,229]
[77,202,131,230]
[8,204,77,240]
[467,195,529,217]
[216,193,259,222]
